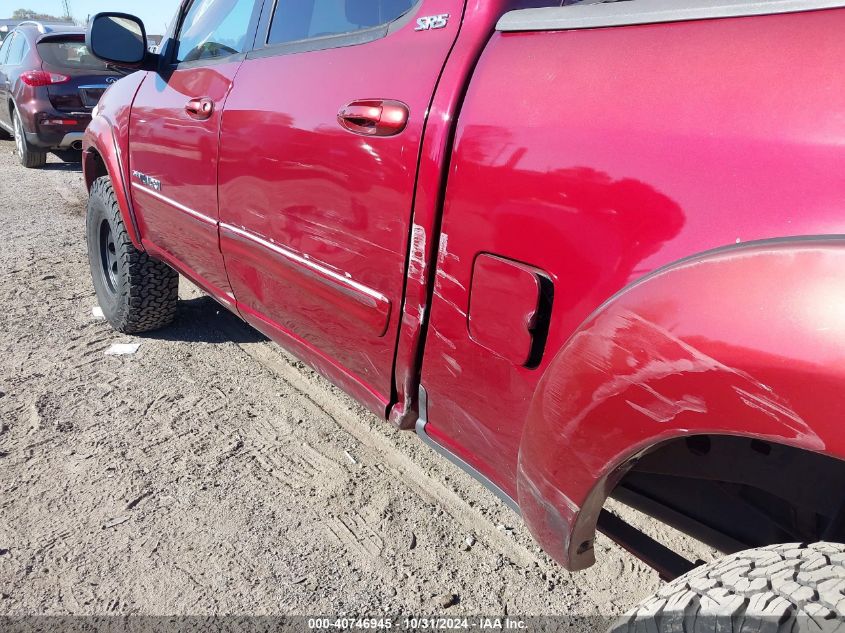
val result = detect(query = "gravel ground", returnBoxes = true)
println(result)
[0,140,717,625]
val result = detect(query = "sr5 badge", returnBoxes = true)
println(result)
[416,14,449,30]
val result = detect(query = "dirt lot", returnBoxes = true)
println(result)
[0,140,716,624]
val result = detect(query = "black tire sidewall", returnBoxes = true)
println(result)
[14,108,46,168]
[14,110,27,165]
[86,183,130,329]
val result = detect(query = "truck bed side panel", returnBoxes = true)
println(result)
[421,9,845,500]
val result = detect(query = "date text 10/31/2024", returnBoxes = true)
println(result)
[307,617,528,630]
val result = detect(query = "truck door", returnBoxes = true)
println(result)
[218,0,464,412]
[128,0,261,302]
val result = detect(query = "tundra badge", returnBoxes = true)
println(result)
[132,171,162,192]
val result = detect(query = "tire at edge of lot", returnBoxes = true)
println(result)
[608,541,845,633]
[86,175,179,333]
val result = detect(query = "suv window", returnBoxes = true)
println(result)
[5,32,28,65]
[176,0,256,63]
[38,39,110,71]
[268,0,416,46]
[0,33,13,64]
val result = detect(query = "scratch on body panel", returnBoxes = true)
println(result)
[431,325,457,350]
[516,461,580,545]
[733,386,807,434]
[550,310,815,446]
[408,224,427,284]
[435,268,466,292]
[437,233,452,267]
[302,217,395,256]
[521,463,579,517]
[453,407,508,456]
[414,304,427,328]
[442,353,462,377]
[434,291,467,319]
[625,393,707,423]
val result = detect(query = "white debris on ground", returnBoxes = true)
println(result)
[104,343,141,356]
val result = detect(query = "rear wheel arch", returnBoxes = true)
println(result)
[516,237,845,571]
[610,433,845,551]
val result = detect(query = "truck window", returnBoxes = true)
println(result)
[176,0,256,63]
[267,0,417,46]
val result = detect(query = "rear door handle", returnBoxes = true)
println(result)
[185,97,214,120]
[337,99,409,137]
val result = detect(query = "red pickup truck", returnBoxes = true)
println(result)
[81,1,845,629]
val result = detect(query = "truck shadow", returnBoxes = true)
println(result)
[43,152,82,172]
[146,295,268,345]
[41,163,82,172]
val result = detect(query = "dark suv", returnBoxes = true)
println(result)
[0,21,124,168]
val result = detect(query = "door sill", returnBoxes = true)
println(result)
[415,385,521,515]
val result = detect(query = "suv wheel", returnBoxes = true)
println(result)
[86,176,179,333]
[13,107,47,169]
[609,542,845,632]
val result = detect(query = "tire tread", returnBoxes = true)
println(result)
[610,543,845,633]
[89,176,178,333]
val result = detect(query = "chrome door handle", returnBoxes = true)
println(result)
[185,97,214,120]
[337,99,409,137]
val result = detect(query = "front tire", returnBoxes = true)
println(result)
[86,176,179,333]
[13,107,47,169]
[610,542,845,632]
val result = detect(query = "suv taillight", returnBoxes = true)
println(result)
[20,71,70,87]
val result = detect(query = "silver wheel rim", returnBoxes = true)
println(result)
[13,112,24,157]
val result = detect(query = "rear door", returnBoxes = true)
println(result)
[218,0,464,412]
[129,0,261,302]
[0,32,27,127]
[0,33,14,129]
